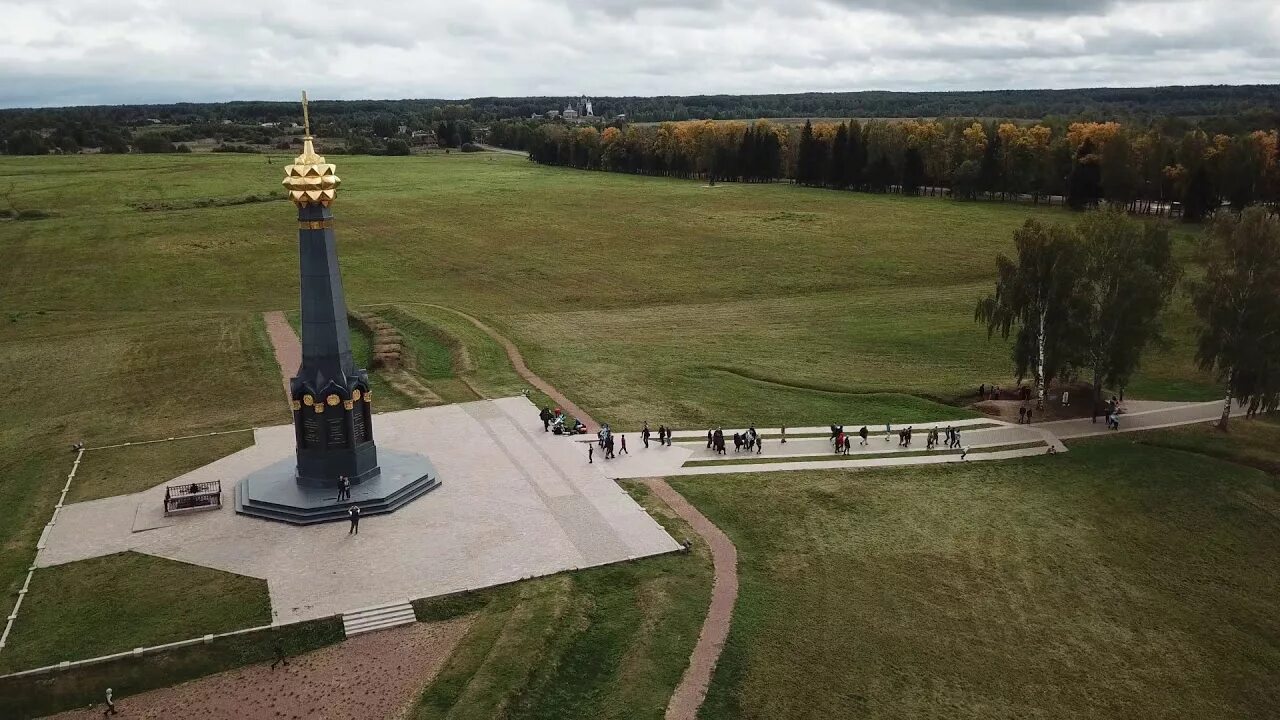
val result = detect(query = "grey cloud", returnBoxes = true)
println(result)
[0,0,1274,107]
[819,0,1119,17]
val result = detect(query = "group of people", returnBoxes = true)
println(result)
[594,423,628,459]
[541,406,587,435]
[641,422,673,447]
[705,426,762,454]
[979,383,1033,402]
[831,426,853,454]
[1102,396,1122,430]
[1016,407,1035,424]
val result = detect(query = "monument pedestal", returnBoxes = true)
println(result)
[234,450,441,525]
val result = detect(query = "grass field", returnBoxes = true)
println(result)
[671,430,1280,719]
[0,150,1244,708]
[0,552,271,673]
[411,481,711,720]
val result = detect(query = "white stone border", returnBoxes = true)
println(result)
[87,428,253,451]
[0,448,84,653]
[0,621,278,680]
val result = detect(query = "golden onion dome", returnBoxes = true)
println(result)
[283,91,340,207]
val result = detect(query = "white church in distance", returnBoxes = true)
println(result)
[537,96,596,122]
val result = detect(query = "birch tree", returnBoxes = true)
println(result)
[1191,207,1280,429]
[976,219,1086,409]
[1077,209,1181,415]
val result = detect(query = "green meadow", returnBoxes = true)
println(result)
[3,151,1268,719]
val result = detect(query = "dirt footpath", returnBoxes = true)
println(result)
[46,618,472,720]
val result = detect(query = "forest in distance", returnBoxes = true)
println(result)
[3,84,1280,143]
[500,118,1280,221]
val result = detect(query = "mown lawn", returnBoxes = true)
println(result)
[671,435,1280,719]
[0,310,285,610]
[0,552,272,674]
[0,151,1231,695]
[1,152,1216,430]
[410,481,711,720]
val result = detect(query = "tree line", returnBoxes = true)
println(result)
[4,84,1280,130]
[513,118,1280,220]
[977,207,1280,428]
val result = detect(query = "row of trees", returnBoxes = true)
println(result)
[518,118,1280,220]
[977,207,1280,428]
[5,85,1280,132]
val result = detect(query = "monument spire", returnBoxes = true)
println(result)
[282,91,374,485]
[235,92,440,524]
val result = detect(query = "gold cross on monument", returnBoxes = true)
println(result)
[301,90,311,138]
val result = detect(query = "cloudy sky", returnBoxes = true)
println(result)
[1,0,1277,107]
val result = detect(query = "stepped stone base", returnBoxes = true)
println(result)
[235,450,440,525]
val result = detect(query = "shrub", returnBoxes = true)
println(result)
[384,138,411,156]
[460,142,483,152]
[132,133,176,153]
[211,144,259,154]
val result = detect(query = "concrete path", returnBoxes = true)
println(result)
[37,396,679,625]
[593,421,1051,478]
[1042,399,1237,439]
[474,143,529,157]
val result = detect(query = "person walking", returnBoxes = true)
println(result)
[952,430,961,449]
[842,434,851,455]
[605,434,615,459]
[960,446,969,460]
[1018,407,1026,424]
[885,423,892,442]
[540,406,553,432]
[348,504,360,535]
[1026,408,1033,423]
[588,443,594,464]
[755,435,763,454]
[338,476,350,502]
[1061,390,1070,407]
[706,429,713,449]
[859,425,868,446]
[642,422,651,448]
[619,434,629,455]
[103,687,118,717]
[271,640,289,670]
[780,425,787,444]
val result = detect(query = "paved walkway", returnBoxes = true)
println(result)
[641,478,737,720]
[37,396,679,625]
[261,311,299,402]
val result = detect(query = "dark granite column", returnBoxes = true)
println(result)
[289,203,380,487]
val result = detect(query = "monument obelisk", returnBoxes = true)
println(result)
[283,93,379,485]
[235,93,439,524]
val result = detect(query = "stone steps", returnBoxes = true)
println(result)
[342,600,416,637]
